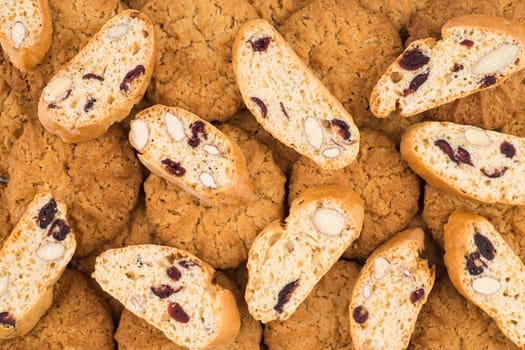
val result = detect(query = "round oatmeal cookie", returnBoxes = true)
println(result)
[115,272,262,350]
[408,276,519,349]
[145,124,286,269]
[6,119,142,257]
[2,0,125,102]
[141,0,259,122]
[357,0,430,33]
[406,0,525,130]
[247,0,312,27]
[289,128,420,259]
[0,269,114,350]
[264,260,359,350]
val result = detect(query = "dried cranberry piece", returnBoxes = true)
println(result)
[188,136,200,148]
[120,65,145,92]
[248,37,271,52]
[403,71,429,96]
[274,280,299,313]
[410,288,425,304]
[474,233,496,260]
[435,139,458,163]
[167,266,182,281]
[82,73,104,81]
[331,119,351,140]
[251,97,267,118]
[500,142,516,159]
[167,302,189,323]
[48,103,57,109]
[482,167,508,178]
[179,260,199,269]
[84,97,96,112]
[465,252,486,275]
[480,75,497,88]
[151,284,181,298]
[161,159,186,177]
[460,39,474,47]
[399,48,430,71]
[38,199,57,229]
[352,306,368,324]
[279,102,290,120]
[453,63,464,72]
[47,219,71,241]
[190,121,205,136]
[0,312,15,327]
[455,146,473,166]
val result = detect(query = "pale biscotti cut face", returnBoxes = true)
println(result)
[130,105,255,205]
[92,245,240,350]
[371,14,525,118]
[245,185,364,323]
[0,0,52,72]
[38,9,156,143]
[349,228,435,350]
[233,19,360,170]
[444,211,525,348]
[400,121,525,205]
[0,192,76,339]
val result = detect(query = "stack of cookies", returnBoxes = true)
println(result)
[1,0,525,349]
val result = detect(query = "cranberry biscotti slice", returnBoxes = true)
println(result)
[349,228,435,350]
[92,245,240,350]
[129,105,254,205]
[38,9,156,143]
[400,121,525,205]
[245,185,364,323]
[0,0,52,71]
[0,192,76,339]
[371,14,525,118]
[233,19,360,170]
[444,210,525,348]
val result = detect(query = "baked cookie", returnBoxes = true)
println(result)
[247,0,311,27]
[145,124,286,269]
[115,271,262,350]
[0,269,115,349]
[141,0,259,122]
[263,260,360,350]
[0,184,11,246]
[6,119,142,257]
[289,128,420,259]
[122,0,149,9]
[408,276,520,350]
[357,0,430,33]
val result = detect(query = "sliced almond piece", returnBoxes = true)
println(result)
[11,21,26,49]
[203,144,220,156]
[472,276,500,295]
[43,76,73,103]
[36,243,65,261]
[312,208,346,236]
[199,172,217,189]
[107,23,129,39]
[164,112,185,142]
[131,120,149,151]
[304,117,323,150]
[472,44,520,75]
[322,147,341,158]
[0,275,8,296]
[464,127,490,146]
[373,257,390,279]
[363,284,371,299]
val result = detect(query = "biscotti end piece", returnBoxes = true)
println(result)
[0,0,52,72]
[370,15,525,118]
[38,9,156,143]
[0,192,76,339]
[444,210,525,348]
[245,185,364,323]
[400,121,525,205]
[233,19,360,170]
[129,105,255,205]
[92,245,240,350]
[349,227,435,350]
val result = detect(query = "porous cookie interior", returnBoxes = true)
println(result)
[0,0,42,49]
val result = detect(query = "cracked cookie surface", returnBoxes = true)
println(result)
[247,0,312,27]
[357,0,430,32]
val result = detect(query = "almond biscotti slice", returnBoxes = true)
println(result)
[400,121,525,205]
[245,185,364,323]
[92,244,240,350]
[349,228,435,350]
[0,192,76,339]
[371,14,525,118]
[0,0,52,72]
[232,19,360,170]
[38,9,156,143]
[129,105,255,205]
[444,210,525,348]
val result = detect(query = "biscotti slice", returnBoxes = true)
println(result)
[349,228,435,350]
[370,14,525,118]
[0,192,76,339]
[37,9,156,143]
[400,121,525,205]
[0,0,52,72]
[245,185,364,323]
[444,210,525,348]
[129,105,255,205]
[232,19,360,170]
[92,244,240,350]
